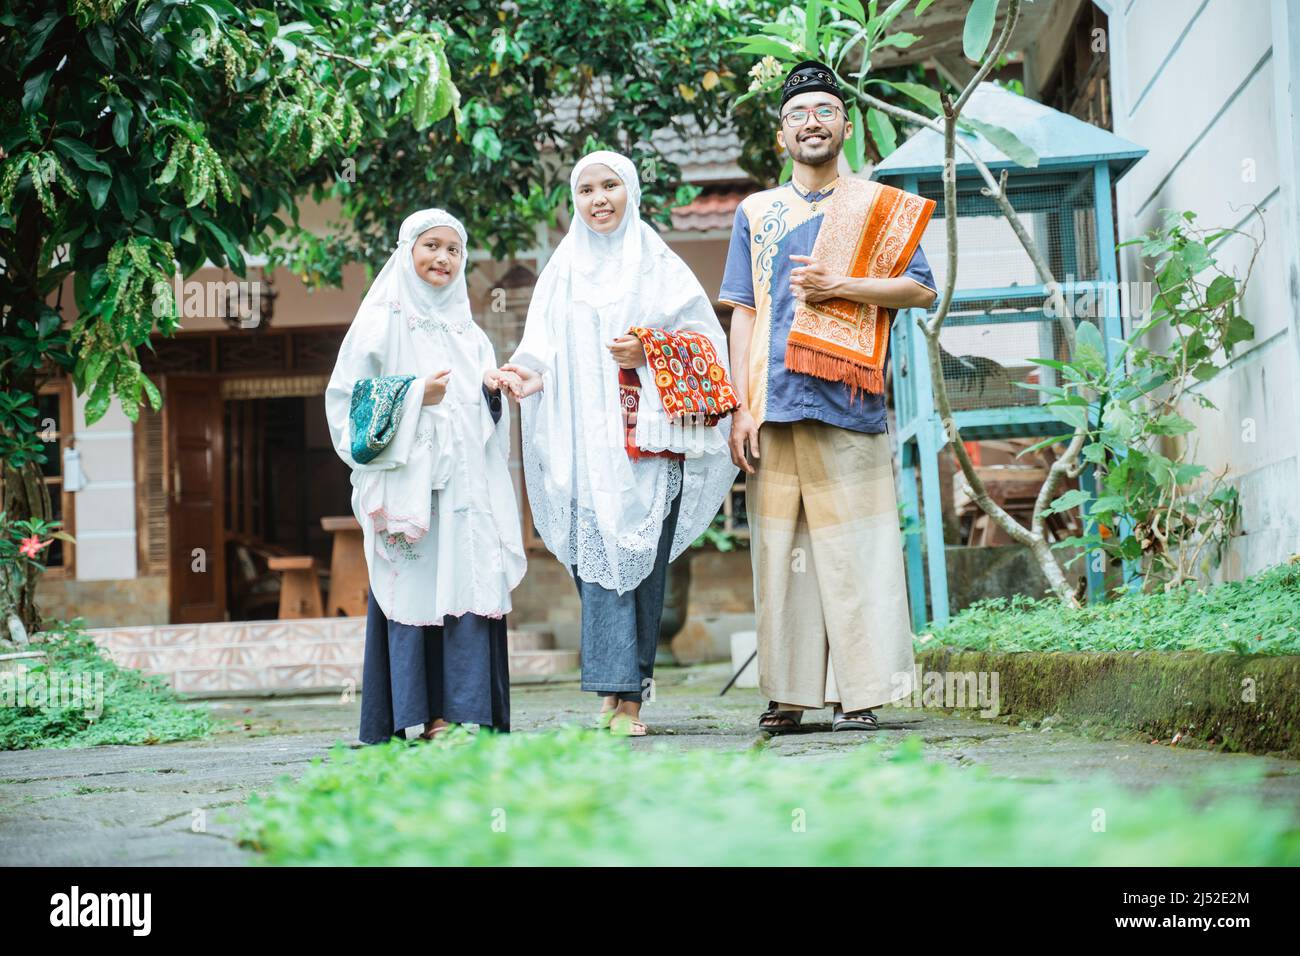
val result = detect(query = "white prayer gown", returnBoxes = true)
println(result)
[510,150,738,594]
[325,215,526,626]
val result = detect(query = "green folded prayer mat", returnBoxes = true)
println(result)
[350,374,417,464]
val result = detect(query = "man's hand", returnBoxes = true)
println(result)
[729,407,760,475]
[499,363,543,399]
[788,254,840,303]
[608,333,646,369]
[422,369,451,405]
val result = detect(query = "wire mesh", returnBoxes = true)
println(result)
[915,170,1100,291]
[902,169,1103,412]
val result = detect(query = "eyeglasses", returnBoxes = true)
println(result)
[781,105,843,127]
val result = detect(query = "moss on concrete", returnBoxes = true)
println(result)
[915,647,1300,759]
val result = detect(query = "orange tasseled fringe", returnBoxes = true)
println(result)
[784,341,885,398]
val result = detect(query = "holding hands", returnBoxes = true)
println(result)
[498,363,544,400]
[484,367,521,394]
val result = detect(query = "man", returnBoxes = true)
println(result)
[718,60,938,732]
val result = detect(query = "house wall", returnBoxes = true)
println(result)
[1099,0,1300,578]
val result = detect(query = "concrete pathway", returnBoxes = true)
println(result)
[2,663,1298,865]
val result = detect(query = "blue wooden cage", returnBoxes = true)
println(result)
[873,83,1147,627]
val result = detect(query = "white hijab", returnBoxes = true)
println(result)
[511,150,738,593]
[326,208,525,624]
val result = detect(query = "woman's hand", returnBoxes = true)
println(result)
[499,363,543,399]
[608,333,646,369]
[422,369,451,405]
[484,367,520,393]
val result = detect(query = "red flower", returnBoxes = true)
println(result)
[18,535,52,559]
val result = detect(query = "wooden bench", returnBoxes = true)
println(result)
[267,555,324,619]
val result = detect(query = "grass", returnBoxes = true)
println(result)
[240,726,1300,866]
[0,619,217,750]
[923,561,1300,655]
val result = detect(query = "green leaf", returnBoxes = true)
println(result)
[884,80,941,115]
[84,380,112,426]
[86,23,116,68]
[1052,404,1089,430]
[86,174,111,210]
[823,0,867,23]
[963,0,1000,62]
[470,127,502,161]
[732,36,797,59]
[112,174,138,219]
[53,137,110,175]
[1074,321,1105,372]
[958,116,1038,167]
[22,69,53,113]
[1042,488,1091,516]
[201,219,246,273]
[805,1,823,54]
[142,376,163,412]
[866,106,897,157]
[112,107,132,148]
[1224,314,1254,348]
[1015,433,1073,457]
[876,31,920,50]
[846,104,866,171]
[779,155,794,184]
[1205,274,1235,308]
[1150,413,1195,436]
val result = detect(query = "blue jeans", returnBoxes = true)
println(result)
[572,462,683,702]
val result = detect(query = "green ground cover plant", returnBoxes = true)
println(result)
[241,726,1300,866]
[0,619,216,749]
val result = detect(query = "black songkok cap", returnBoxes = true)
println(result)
[780,60,845,109]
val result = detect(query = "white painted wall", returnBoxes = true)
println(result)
[70,391,138,581]
[1101,0,1300,579]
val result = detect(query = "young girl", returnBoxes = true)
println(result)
[503,150,738,736]
[326,208,527,744]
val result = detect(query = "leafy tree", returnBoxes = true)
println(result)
[0,0,459,636]
[272,0,791,284]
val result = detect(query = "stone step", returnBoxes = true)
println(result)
[509,648,580,677]
[507,628,556,652]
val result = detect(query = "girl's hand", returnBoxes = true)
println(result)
[422,369,451,405]
[608,334,646,369]
[499,363,543,399]
[484,368,520,393]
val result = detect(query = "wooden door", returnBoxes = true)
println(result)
[164,375,227,623]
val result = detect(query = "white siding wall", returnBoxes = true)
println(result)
[70,392,138,581]
[1105,0,1300,578]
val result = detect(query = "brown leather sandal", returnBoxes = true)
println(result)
[758,701,804,734]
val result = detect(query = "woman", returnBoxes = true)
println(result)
[325,208,527,744]
[503,150,738,736]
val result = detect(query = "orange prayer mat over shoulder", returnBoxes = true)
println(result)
[784,178,935,396]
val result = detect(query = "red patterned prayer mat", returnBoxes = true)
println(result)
[618,327,739,460]
[619,368,683,461]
